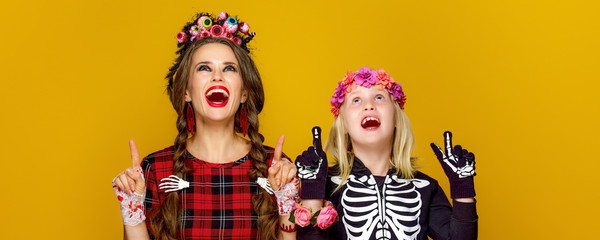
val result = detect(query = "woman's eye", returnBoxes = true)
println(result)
[224,65,237,72]
[198,65,210,71]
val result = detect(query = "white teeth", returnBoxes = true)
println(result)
[361,117,380,125]
[206,89,229,98]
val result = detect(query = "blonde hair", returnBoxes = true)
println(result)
[324,101,417,192]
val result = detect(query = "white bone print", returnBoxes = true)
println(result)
[340,174,429,240]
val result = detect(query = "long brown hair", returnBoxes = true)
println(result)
[150,37,278,240]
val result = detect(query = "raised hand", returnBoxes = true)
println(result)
[430,131,476,199]
[267,135,297,190]
[296,126,328,199]
[113,139,145,195]
[112,139,146,226]
[264,135,300,216]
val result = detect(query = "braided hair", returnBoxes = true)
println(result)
[149,36,278,240]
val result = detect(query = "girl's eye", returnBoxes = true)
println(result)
[198,65,210,71]
[224,65,237,72]
[352,98,361,104]
[376,95,384,101]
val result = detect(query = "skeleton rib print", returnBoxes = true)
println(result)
[340,174,430,240]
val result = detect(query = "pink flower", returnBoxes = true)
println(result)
[316,205,338,229]
[330,81,346,108]
[388,83,407,109]
[293,206,313,227]
[344,82,357,94]
[330,106,340,118]
[354,67,377,87]
[342,71,355,86]
[377,69,393,89]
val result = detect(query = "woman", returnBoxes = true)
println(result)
[112,12,298,240]
[293,67,478,239]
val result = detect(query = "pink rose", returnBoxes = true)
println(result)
[293,206,313,227]
[316,205,338,229]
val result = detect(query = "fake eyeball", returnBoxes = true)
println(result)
[176,32,188,43]
[223,17,238,34]
[189,25,201,36]
[239,22,249,34]
[224,33,233,40]
[199,16,212,29]
[200,29,210,38]
[210,25,224,37]
[218,12,228,22]
[232,37,242,45]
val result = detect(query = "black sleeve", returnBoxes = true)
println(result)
[297,166,342,240]
[428,185,478,240]
[297,225,329,240]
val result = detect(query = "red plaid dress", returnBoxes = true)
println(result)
[142,145,286,240]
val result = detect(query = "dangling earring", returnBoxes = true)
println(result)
[240,102,248,137]
[185,102,196,135]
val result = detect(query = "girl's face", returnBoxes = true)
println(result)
[340,85,396,148]
[185,43,247,123]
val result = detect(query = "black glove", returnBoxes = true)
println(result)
[430,131,476,198]
[296,127,328,199]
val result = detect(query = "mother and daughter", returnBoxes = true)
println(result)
[112,11,478,240]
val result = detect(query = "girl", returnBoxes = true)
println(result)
[111,12,298,240]
[294,67,477,240]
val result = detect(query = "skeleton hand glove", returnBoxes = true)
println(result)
[296,127,328,199]
[430,131,476,199]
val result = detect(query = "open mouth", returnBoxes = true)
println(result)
[361,116,381,130]
[205,86,230,107]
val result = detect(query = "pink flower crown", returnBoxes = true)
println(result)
[330,67,407,118]
[175,12,255,51]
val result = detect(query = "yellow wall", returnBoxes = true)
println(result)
[1,0,598,239]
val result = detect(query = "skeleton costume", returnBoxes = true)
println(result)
[296,67,478,240]
[298,158,477,240]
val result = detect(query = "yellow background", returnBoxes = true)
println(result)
[1,0,598,239]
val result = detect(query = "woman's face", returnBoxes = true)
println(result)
[340,85,396,148]
[185,43,246,123]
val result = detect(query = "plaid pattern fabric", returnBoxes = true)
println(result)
[142,145,286,240]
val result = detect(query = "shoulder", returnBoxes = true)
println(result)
[413,171,439,183]
[142,146,175,171]
[407,171,441,191]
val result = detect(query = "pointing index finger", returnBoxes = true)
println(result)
[273,134,285,164]
[443,131,453,156]
[312,126,322,152]
[129,139,141,168]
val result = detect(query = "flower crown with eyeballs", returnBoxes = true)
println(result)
[330,67,406,118]
[166,12,255,97]
[175,12,255,50]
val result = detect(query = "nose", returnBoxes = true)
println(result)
[363,101,375,111]
[211,71,224,82]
